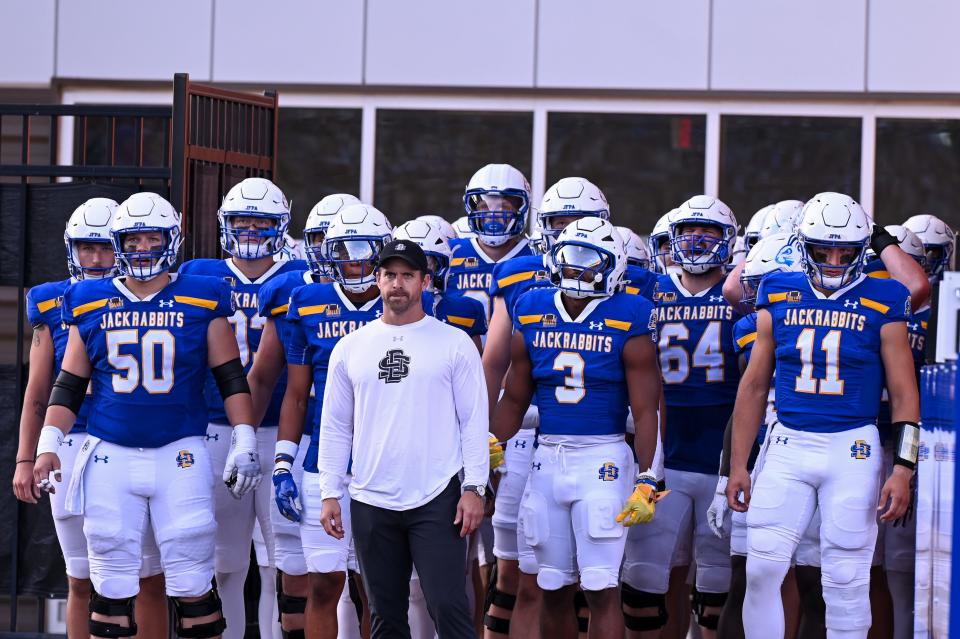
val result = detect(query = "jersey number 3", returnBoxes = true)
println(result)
[107,329,175,394]
[553,351,585,403]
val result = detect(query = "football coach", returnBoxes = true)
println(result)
[316,239,488,638]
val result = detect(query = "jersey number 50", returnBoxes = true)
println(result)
[107,329,175,394]
[658,321,724,384]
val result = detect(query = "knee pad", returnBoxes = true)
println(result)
[621,584,667,631]
[580,567,618,591]
[66,556,92,580]
[746,524,798,563]
[745,554,791,590]
[306,549,348,575]
[821,560,871,631]
[483,585,517,635]
[89,590,137,638]
[92,574,140,601]
[276,572,306,616]
[172,589,227,639]
[691,588,727,630]
[492,521,520,560]
[536,567,573,591]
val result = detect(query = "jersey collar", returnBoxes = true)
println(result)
[469,237,529,264]
[553,290,604,324]
[669,271,717,298]
[806,274,866,301]
[225,258,285,285]
[112,273,179,303]
[333,282,380,312]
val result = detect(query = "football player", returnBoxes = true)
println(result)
[742,206,772,253]
[623,195,741,639]
[727,192,919,639]
[704,232,804,639]
[757,200,804,240]
[179,177,306,639]
[448,163,534,320]
[15,198,167,639]
[618,226,652,271]
[274,204,394,639]
[482,177,612,639]
[416,214,458,244]
[492,218,662,639]
[34,192,262,639]
[249,193,361,639]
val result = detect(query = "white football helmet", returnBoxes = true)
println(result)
[649,211,675,274]
[322,204,392,293]
[759,200,804,240]
[864,224,926,268]
[744,205,772,252]
[615,226,650,270]
[547,217,626,299]
[463,164,531,247]
[218,177,291,259]
[416,215,457,244]
[111,192,182,280]
[796,192,871,290]
[394,219,452,293]
[452,216,476,239]
[303,193,362,276]
[669,195,739,275]
[902,213,956,281]
[538,177,611,251]
[740,232,802,307]
[65,197,118,280]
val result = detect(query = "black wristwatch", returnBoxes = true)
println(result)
[463,484,486,499]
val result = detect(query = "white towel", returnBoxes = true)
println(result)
[65,435,101,515]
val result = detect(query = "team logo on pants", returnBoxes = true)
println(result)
[176,450,195,468]
[598,462,620,481]
[850,440,871,460]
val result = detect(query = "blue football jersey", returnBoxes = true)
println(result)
[654,273,742,406]
[28,279,89,431]
[624,265,658,301]
[757,271,911,433]
[447,237,533,318]
[179,258,307,426]
[488,254,552,320]
[62,274,234,447]
[513,288,657,437]
[426,291,488,337]
[286,284,385,473]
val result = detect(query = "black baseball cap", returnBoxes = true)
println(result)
[376,239,429,273]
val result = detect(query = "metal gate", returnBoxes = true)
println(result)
[0,73,278,634]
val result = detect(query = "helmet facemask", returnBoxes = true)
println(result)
[219,211,288,259]
[549,241,616,299]
[303,226,332,277]
[670,222,733,275]
[112,227,181,281]
[323,236,385,293]
[799,237,867,291]
[464,191,528,247]
[66,238,117,280]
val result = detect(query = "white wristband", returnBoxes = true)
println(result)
[275,439,299,461]
[36,425,64,456]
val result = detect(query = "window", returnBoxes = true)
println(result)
[374,109,533,224]
[547,112,705,234]
[277,108,362,235]
[875,118,960,229]
[719,115,861,225]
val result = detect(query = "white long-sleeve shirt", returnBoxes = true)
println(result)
[317,314,489,510]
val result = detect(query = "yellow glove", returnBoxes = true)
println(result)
[616,478,669,526]
[489,436,505,473]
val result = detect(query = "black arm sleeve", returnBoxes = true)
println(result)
[718,414,733,477]
[48,370,90,416]
[212,358,250,399]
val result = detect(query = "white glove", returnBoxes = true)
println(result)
[223,424,261,499]
[707,476,729,538]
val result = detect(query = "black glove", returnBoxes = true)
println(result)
[871,225,899,256]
